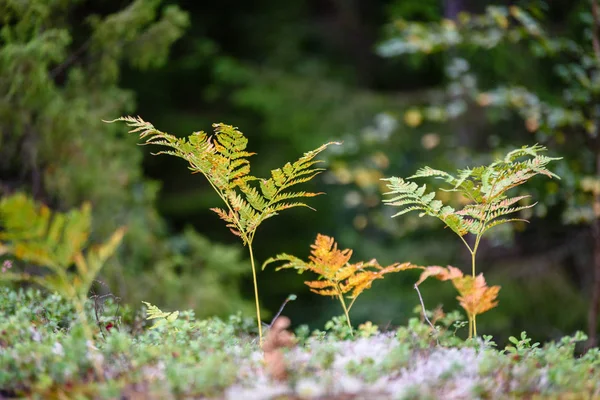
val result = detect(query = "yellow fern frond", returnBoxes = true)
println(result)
[0,193,125,301]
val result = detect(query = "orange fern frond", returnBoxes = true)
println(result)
[307,234,353,279]
[453,274,500,317]
[264,234,420,329]
[415,265,463,286]
[416,266,500,323]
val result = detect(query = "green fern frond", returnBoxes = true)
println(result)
[112,116,339,244]
[483,218,529,233]
[489,195,531,211]
[383,145,560,338]
[142,301,180,330]
[410,166,456,182]
[486,203,536,221]
[383,145,560,245]
[262,253,307,272]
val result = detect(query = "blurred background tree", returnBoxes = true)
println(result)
[1,0,595,345]
[0,0,252,318]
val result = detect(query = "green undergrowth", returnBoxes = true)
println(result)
[0,288,598,399]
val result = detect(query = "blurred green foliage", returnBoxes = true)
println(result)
[378,1,600,345]
[0,0,251,319]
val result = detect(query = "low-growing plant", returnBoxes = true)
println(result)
[504,331,541,357]
[263,233,420,331]
[382,145,560,337]
[1,287,599,399]
[110,116,338,343]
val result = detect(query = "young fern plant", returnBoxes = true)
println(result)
[382,145,561,337]
[263,234,419,331]
[110,116,338,343]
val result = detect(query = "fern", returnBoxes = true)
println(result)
[382,144,560,337]
[109,116,338,343]
[0,193,125,375]
[0,193,125,302]
[263,234,420,330]
[142,301,180,330]
[416,266,500,330]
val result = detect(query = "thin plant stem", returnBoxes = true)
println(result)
[471,248,477,279]
[414,284,436,332]
[470,234,482,337]
[269,295,296,328]
[458,234,473,254]
[468,315,473,339]
[247,242,263,344]
[459,234,479,338]
[347,296,358,312]
[336,289,353,335]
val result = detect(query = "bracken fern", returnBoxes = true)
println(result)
[382,145,560,337]
[0,193,125,304]
[110,116,338,343]
[263,233,419,331]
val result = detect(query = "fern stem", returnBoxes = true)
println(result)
[347,296,358,313]
[205,177,263,342]
[247,241,263,344]
[336,289,353,335]
[468,315,473,339]
[471,246,477,279]
[471,235,481,337]
[458,234,474,254]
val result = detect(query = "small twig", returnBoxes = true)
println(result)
[89,280,122,339]
[269,294,297,328]
[91,294,106,339]
[414,284,437,332]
